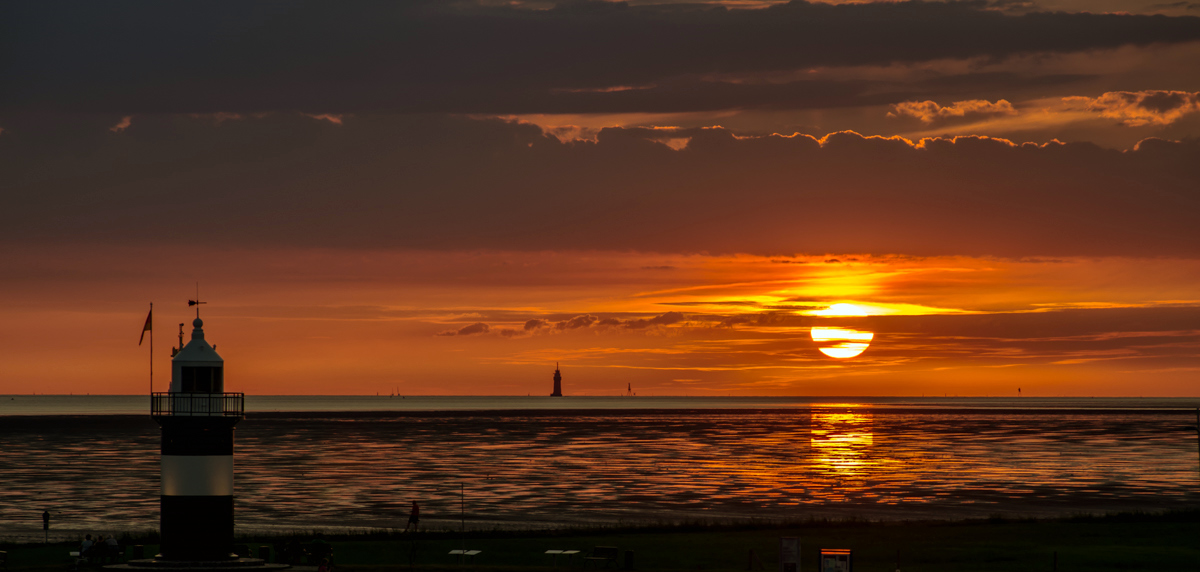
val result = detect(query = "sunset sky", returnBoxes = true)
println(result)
[2,0,1199,396]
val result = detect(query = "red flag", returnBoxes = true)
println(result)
[139,308,152,346]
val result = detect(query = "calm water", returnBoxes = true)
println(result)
[1,396,1198,541]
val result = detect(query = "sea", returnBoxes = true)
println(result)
[2,395,1198,541]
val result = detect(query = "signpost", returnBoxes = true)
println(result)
[819,549,852,572]
[779,537,800,572]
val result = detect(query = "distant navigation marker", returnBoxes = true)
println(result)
[551,363,563,397]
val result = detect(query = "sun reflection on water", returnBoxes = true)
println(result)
[811,410,874,479]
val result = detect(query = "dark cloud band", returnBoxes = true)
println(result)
[2,114,1198,257]
[4,1,1200,114]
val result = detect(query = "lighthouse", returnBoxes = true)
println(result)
[150,309,243,561]
[550,363,562,397]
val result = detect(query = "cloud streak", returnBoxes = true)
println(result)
[889,99,1018,123]
[1064,90,1200,125]
[437,322,491,336]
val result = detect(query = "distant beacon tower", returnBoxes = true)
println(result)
[151,310,244,562]
[550,363,563,397]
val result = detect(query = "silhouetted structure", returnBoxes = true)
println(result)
[123,302,285,571]
[551,363,563,397]
[151,308,243,561]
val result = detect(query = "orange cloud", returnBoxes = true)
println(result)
[437,322,490,336]
[303,113,346,125]
[888,99,1017,123]
[1063,90,1200,126]
[109,116,133,132]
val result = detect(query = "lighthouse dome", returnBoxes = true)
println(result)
[170,317,225,393]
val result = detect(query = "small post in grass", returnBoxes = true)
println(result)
[460,482,465,566]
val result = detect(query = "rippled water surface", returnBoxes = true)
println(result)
[2,398,1198,540]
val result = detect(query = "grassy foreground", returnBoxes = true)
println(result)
[4,512,1198,572]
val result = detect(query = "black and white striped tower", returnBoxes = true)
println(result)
[151,313,244,562]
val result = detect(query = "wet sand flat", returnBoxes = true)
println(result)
[1,407,1197,539]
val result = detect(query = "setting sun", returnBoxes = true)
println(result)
[811,326,875,359]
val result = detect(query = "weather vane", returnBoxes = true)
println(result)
[187,283,206,319]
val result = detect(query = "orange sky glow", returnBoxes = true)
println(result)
[4,1,1200,398]
[3,246,1197,396]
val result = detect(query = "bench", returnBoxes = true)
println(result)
[91,543,123,565]
[69,551,86,570]
[449,549,482,564]
[70,544,123,568]
[545,549,581,567]
[582,546,619,569]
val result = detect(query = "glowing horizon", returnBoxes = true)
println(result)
[2,246,1198,396]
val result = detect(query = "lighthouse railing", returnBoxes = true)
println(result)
[151,392,245,418]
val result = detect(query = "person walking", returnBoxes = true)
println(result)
[404,501,419,532]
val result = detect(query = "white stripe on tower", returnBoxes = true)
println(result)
[161,456,234,496]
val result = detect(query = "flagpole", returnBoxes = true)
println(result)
[149,302,153,395]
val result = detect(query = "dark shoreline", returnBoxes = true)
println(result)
[5,510,1199,572]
